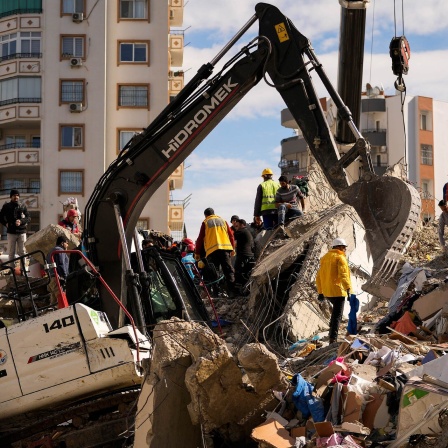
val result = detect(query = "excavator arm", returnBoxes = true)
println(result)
[83,3,420,329]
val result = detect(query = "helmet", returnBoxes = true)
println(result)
[182,238,194,246]
[261,168,273,176]
[331,237,347,248]
[186,243,195,252]
[67,209,79,218]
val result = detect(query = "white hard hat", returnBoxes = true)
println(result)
[331,237,347,247]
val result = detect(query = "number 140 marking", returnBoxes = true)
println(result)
[43,316,75,333]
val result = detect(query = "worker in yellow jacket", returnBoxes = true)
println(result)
[315,237,352,343]
[195,208,236,297]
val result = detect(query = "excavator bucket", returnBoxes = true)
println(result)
[339,174,421,296]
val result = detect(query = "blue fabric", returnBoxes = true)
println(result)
[292,374,325,422]
[181,253,195,279]
[347,294,359,335]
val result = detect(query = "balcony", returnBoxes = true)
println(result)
[168,163,184,190]
[281,135,308,157]
[0,141,40,172]
[169,0,183,27]
[362,129,386,146]
[281,108,298,129]
[361,98,386,113]
[0,99,41,125]
[169,70,184,97]
[169,31,184,67]
[0,53,42,63]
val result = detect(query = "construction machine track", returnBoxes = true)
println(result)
[0,388,141,448]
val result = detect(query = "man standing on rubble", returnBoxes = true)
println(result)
[195,208,236,297]
[438,200,448,256]
[275,175,305,229]
[315,238,352,343]
[253,168,281,230]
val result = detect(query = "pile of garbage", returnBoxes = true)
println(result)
[139,219,448,448]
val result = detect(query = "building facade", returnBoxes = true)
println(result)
[279,87,448,221]
[0,0,186,252]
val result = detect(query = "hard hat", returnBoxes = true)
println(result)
[261,168,273,176]
[331,237,347,247]
[187,243,195,252]
[182,237,194,245]
[67,209,79,218]
[198,260,205,269]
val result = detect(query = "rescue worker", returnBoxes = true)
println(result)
[253,168,281,230]
[0,189,30,261]
[181,241,196,279]
[275,175,305,228]
[59,209,80,236]
[315,237,352,343]
[438,200,448,256]
[195,207,236,297]
[232,219,254,286]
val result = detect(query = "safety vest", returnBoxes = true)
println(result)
[260,179,280,212]
[203,215,233,257]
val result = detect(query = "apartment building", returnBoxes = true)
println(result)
[279,86,448,221]
[0,0,186,252]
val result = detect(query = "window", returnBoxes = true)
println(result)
[420,111,432,131]
[60,124,84,150]
[421,113,427,130]
[421,144,433,165]
[118,129,141,153]
[59,170,84,195]
[421,180,431,199]
[1,33,17,60]
[136,218,149,230]
[61,0,85,14]
[31,136,40,148]
[119,0,148,20]
[118,41,149,65]
[60,79,85,103]
[0,76,41,106]
[20,32,41,54]
[0,32,41,61]
[118,84,149,108]
[6,135,26,148]
[61,35,85,59]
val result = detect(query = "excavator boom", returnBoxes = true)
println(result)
[83,3,420,328]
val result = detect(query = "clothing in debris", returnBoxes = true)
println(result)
[438,209,448,247]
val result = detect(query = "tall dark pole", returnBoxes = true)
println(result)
[336,1,368,145]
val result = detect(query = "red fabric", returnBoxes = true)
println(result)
[390,311,418,335]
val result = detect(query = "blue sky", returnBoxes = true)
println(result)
[171,0,448,239]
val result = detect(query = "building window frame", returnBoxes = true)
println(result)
[60,79,86,105]
[421,144,433,166]
[0,32,42,62]
[117,128,142,154]
[136,218,149,230]
[117,40,149,66]
[61,35,86,60]
[117,83,149,109]
[59,169,84,196]
[59,124,84,151]
[117,0,149,22]
[60,0,86,16]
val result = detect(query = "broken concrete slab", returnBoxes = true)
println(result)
[25,224,80,264]
[412,283,448,320]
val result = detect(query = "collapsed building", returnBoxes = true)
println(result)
[132,165,448,448]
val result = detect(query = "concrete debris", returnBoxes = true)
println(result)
[25,223,80,264]
[134,166,448,447]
